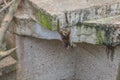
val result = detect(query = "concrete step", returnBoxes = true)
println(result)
[0,56,17,76]
[76,15,120,45]
[27,0,120,30]
[84,15,120,24]
[13,13,120,45]
[14,0,120,45]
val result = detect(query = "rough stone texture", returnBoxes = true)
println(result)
[11,0,120,80]
[14,0,120,30]
[84,15,120,24]
[27,0,120,30]
[13,16,120,45]
[29,0,120,15]
[0,56,17,76]
[14,0,120,45]
[0,71,16,80]
[16,35,120,80]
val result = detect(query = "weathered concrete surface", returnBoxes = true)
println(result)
[84,15,120,24]
[16,35,120,80]
[14,0,120,45]
[13,0,120,80]
[27,0,120,30]
[14,0,120,30]
[13,15,120,45]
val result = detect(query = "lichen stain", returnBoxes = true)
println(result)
[33,8,56,30]
[96,25,105,44]
[37,10,52,30]
[106,45,115,61]
[104,26,114,61]
[77,22,120,61]
[105,25,120,61]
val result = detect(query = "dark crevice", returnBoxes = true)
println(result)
[106,45,115,61]
[105,42,120,61]
[104,26,120,61]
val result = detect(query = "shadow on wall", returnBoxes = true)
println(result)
[0,71,16,80]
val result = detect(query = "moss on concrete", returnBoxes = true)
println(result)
[77,22,114,45]
[33,8,56,30]
[96,30,105,44]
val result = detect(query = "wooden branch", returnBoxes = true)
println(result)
[0,0,15,13]
[0,0,21,60]
[65,12,69,28]
[0,47,16,60]
[3,0,7,5]
[0,0,21,47]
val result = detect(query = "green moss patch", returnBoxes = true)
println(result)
[33,8,56,30]
[77,22,115,45]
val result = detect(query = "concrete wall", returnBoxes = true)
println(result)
[16,35,120,80]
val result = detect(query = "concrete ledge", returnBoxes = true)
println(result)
[13,0,120,46]
[13,14,120,45]
[81,15,120,45]
[27,0,120,30]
